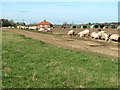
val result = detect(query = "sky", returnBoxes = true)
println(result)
[1,0,120,2]
[1,1,119,24]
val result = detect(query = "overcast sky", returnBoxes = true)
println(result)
[1,1,119,24]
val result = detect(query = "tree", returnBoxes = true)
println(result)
[118,22,120,25]
[1,19,26,27]
[28,22,37,26]
[16,22,26,26]
[0,20,2,27]
[9,20,15,26]
[1,19,10,27]
[1,19,17,27]
[63,22,67,26]
[88,22,91,25]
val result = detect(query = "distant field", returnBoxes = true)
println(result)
[2,31,118,88]
[52,27,118,35]
[14,26,119,38]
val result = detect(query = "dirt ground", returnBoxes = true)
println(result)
[2,28,119,59]
[52,28,118,35]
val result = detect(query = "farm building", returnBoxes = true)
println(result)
[117,26,120,29]
[100,24,104,28]
[81,25,88,29]
[103,26,109,29]
[110,24,116,29]
[37,20,53,30]
[70,26,78,29]
[90,24,101,29]
[61,25,66,29]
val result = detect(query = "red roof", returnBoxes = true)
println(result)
[38,20,52,25]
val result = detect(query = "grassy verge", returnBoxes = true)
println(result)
[2,31,118,88]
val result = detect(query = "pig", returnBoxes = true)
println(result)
[68,30,75,36]
[90,32,99,39]
[78,29,90,37]
[101,33,109,41]
[109,34,119,41]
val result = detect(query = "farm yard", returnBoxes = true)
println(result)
[51,25,118,34]
[1,1,119,88]
[2,27,119,88]
[52,27,118,35]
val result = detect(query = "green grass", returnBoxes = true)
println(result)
[2,31,118,88]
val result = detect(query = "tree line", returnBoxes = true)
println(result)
[0,19,119,28]
[1,19,26,27]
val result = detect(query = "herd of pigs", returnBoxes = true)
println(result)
[67,29,120,42]
[16,26,53,32]
[11,26,120,42]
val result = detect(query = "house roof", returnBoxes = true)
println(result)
[38,20,52,25]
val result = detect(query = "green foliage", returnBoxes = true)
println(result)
[63,22,68,26]
[2,32,118,88]
[1,19,26,27]
[16,22,26,26]
[1,19,17,27]
[27,22,37,26]
[1,19,11,27]
[9,20,15,26]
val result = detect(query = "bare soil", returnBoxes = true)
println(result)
[52,28,118,35]
[2,28,119,58]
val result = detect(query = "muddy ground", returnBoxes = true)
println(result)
[2,28,119,59]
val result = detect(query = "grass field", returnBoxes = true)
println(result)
[2,31,118,88]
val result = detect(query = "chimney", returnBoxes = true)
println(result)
[44,20,46,22]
